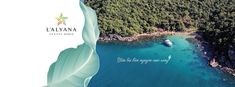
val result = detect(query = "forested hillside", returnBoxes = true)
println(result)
[85,0,235,68]
[86,0,198,36]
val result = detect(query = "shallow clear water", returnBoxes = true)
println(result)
[89,35,235,87]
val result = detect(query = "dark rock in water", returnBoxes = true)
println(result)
[186,38,198,43]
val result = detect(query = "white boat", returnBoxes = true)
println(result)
[164,39,173,47]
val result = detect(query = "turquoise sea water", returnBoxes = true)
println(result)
[89,35,235,87]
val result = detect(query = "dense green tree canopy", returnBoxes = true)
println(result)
[86,0,199,36]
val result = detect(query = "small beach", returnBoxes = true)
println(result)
[99,28,197,42]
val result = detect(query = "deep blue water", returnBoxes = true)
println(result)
[89,35,235,87]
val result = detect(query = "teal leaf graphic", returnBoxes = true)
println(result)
[47,1,100,87]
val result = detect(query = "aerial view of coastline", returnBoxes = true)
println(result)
[84,0,234,87]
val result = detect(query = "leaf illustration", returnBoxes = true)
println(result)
[47,1,100,87]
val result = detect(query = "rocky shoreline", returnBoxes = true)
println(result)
[209,57,235,77]
[99,30,235,78]
[193,33,235,77]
